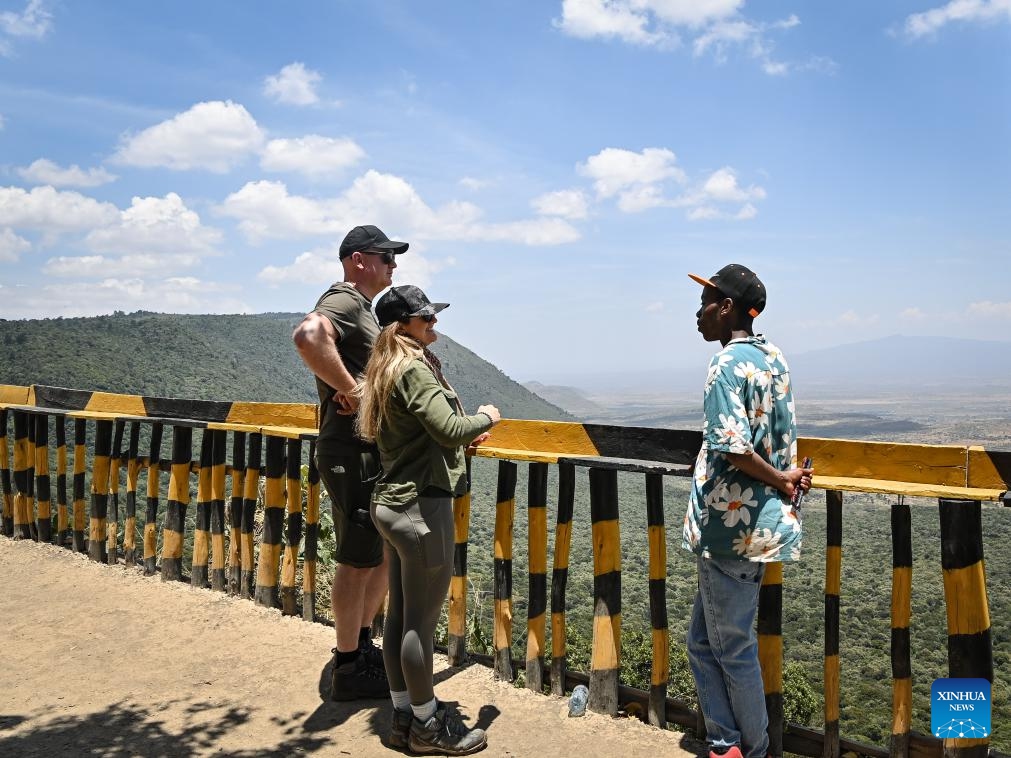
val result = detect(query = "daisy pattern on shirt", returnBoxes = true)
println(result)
[708,482,756,528]
[780,501,802,533]
[734,361,771,389]
[716,413,749,450]
[705,352,734,394]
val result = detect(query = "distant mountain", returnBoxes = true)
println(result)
[788,335,1011,391]
[0,311,571,422]
[521,381,605,418]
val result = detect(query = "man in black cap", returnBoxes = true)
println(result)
[292,224,408,700]
[683,264,813,758]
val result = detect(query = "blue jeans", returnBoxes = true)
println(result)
[687,555,769,758]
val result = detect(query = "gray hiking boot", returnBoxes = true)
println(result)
[389,707,413,749]
[330,654,390,701]
[408,702,487,755]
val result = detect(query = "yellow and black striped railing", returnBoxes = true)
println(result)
[2,383,1009,758]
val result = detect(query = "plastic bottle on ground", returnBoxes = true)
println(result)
[568,684,589,717]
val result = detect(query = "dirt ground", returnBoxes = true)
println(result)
[0,538,701,757]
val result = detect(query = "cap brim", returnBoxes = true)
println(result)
[688,273,716,288]
[373,240,409,254]
[409,302,449,318]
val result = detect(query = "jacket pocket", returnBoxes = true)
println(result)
[372,481,418,508]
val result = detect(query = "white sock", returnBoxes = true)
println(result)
[390,690,411,712]
[412,698,437,722]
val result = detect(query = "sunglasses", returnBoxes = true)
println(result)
[417,314,436,323]
[361,250,397,265]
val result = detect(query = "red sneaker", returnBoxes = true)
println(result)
[709,747,743,758]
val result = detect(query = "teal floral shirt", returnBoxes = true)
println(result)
[682,335,802,562]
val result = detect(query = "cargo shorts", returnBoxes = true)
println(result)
[315,445,384,568]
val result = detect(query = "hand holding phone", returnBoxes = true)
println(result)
[792,457,813,510]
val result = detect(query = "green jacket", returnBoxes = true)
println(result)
[372,358,493,508]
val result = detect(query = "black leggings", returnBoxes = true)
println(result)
[371,493,454,704]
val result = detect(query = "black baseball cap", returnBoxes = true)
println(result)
[338,224,409,260]
[372,285,449,327]
[689,263,767,318]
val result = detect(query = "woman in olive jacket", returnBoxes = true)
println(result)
[356,284,500,756]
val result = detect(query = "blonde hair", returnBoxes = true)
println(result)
[355,322,423,441]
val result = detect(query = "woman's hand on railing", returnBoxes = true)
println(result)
[466,431,493,454]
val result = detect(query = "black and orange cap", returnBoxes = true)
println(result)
[689,263,767,318]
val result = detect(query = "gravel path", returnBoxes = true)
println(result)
[0,538,699,757]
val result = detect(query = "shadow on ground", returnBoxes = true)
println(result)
[0,699,334,757]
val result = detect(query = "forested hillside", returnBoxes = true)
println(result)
[0,311,571,421]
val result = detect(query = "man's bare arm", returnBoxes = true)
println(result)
[726,451,813,500]
[292,312,359,412]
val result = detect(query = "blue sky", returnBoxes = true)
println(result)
[1,0,1009,383]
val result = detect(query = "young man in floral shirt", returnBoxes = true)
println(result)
[683,264,814,758]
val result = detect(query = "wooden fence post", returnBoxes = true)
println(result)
[526,461,549,693]
[821,489,843,758]
[280,438,303,615]
[89,419,112,562]
[228,431,246,594]
[255,435,284,608]
[240,433,261,598]
[161,425,192,582]
[938,498,992,758]
[759,562,784,757]
[0,409,13,537]
[191,431,213,588]
[588,466,620,717]
[550,461,575,696]
[34,414,52,543]
[73,418,87,552]
[12,411,32,539]
[55,417,68,546]
[493,459,517,681]
[143,423,163,574]
[890,497,913,758]
[447,457,472,665]
[124,422,140,566]
[209,430,228,591]
[645,471,669,728]
[107,419,124,564]
[302,442,319,622]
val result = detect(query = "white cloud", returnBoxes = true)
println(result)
[84,193,222,256]
[459,176,491,191]
[554,0,673,46]
[258,242,450,292]
[967,299,1011,317]
[0,185,119,231]
[900,307,926,321]
[701,167,766,202]
[260,135,365,176]
[578,147,686,199]
[0,227,30,261]
[220,170,581,246]
[0,277,250,319]
[644,301,664,313]
[532,189,589,219]
[558,1,821,75]
[113,100,265,172]
[17,158,117,188]
[264,62,322,105]
[837,310,880,327]
[903,0,1011,39]
[1,0,52,39]
[576,148,764,219]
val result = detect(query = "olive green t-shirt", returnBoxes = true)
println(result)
[312,282,379,455]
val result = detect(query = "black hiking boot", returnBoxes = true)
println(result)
[330,654,390,701]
